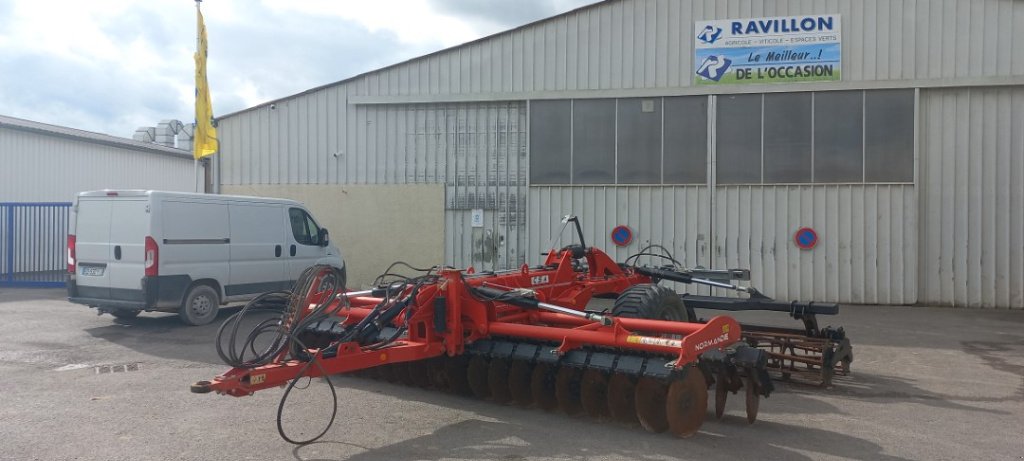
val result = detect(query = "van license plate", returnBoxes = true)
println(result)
[81,266,104,276]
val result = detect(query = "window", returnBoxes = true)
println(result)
[289,208,320,246]
[664,96,708,184]
[865,89,915,182]
[814,91,864,182]
[529,100,572,184]
[716,94,763,184]
[572,99,616,184]
[617,98,662,184]
[763,92,812,183]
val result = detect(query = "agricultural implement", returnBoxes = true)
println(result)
[192,216,849,443]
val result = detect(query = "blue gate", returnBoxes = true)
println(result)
[0,202,73,287]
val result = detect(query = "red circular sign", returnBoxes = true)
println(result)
[794,227,818,250]
[611,225,633,247]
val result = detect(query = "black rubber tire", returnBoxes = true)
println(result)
[111,309,140,320]
[611,283,695,322]
[179,284,220,326]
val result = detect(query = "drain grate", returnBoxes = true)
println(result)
[95,363,140,374]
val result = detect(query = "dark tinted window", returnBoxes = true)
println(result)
[663,96,708,184]
[529,100,572,184]
[617,98,662,184]
[763,92,812,183]
[572,99,616,184]
[865,89,915,182]
[716,94,762,184]
[814,91,864,182]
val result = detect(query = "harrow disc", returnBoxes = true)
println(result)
[745,374,760,424]
[507,360,534,406]
[487,358,513,404]
[427,358,449,391]
[714,370,729,419]
[666,367,708,438]
[407,360,433,388]
[378,364,399,383]
[467,356,491,399]
[579,369,611,419]
[606,373,638,424]
[530,362,559,411]
[634,377,669,433]
[555,367,584,415]
[443,356,473,396]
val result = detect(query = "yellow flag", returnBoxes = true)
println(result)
[193,6,217,159]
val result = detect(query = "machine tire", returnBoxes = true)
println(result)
[611,283,695,322]
[111,309,140,320]
[179,284,220,326]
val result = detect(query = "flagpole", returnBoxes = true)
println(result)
[194,0,201,193]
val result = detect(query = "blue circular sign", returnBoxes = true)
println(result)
[794,227,818,250]
[611,225,633,247]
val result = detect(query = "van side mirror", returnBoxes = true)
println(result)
[318,228,329,247]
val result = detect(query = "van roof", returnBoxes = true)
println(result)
[76,190,305,206]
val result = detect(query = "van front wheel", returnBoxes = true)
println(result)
[179,285,220,326]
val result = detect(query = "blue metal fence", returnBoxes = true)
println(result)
[0,202,73,287]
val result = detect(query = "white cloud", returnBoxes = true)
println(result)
[0,0,596,137]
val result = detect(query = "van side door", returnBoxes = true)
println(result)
[284,207,326,282]
[227,203,287,297]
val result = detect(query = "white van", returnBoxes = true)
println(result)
[66,190,345,325]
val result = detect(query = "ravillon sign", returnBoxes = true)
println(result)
[694,15,841,85]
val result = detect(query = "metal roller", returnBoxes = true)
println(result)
[427,357,449,391]
[487,358,513,404]
[467,356,491,399]
[507,360,534,406]
[378,364,399,383]
[392,362,416,386]
[530,362,559,411]
[606,373,638,424]
[634,377,669,433]
[665,367,708,438]
[579,369,611,419]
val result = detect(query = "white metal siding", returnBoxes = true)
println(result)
[359,0,1024,98]
[919,86,1024,308]
[713,185,917,304]
[0,127,196,203]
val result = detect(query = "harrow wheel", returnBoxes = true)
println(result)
[530,362,559,411]
[666,367,708,438]
[507,360,534,406]
[634,377,670,433]
[555,367,584,415]
[467,356,491,399]
[579,369,611,419]
[487,358,513,404]
[606,373,638,424]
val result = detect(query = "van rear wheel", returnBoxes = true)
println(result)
[179,285,220,326]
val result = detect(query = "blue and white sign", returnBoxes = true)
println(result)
[694,15,841,85]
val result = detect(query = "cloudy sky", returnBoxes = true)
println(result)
[0,0,594,138]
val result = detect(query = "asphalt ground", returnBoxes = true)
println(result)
[0,288,1021,461]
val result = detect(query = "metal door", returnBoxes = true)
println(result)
[0,202,72,287]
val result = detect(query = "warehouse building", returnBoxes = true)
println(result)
[0,115,197,286]
[215,0,1024,308]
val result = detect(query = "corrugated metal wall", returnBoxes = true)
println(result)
[0,127,196,202]
[919,86,1024,308]
[357,0,1024,97]
[714,185,917,303]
